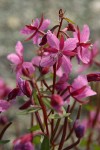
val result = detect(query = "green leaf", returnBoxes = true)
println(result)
[0,140,10,144]
[49,113,70,119]
[33,89,39,105]
[28,124,40,132]
[63,17,75,24]
[41,136,50,150]
[42,98,52,109]
[18,106,41,115]
[33,136,41,145]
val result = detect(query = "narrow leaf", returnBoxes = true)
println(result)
[41,136,50,150]
[63,17,75,24]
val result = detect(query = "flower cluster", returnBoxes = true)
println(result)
[0,9,100,150]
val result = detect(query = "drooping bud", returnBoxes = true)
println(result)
[51,94,64,113]
[74,120,85,138]
[7,88,19,101]
[67,23,75,32]
[19,99,32,110]
[41,67,49,75]
[87,73,100,82]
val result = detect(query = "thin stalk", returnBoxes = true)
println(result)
[63,138,80,150]
[50,119,61,142]
[0,122,12,140]
[58,105,70,150]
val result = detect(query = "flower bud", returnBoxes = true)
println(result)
[0,116,8,125]
[74,120,85,138]
[87,73,100,82]
[7,88,19,100]
[51,94,64,113]
[41,67,49,75]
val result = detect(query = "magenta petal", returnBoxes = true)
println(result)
[22,62,35,74]
[63,38,78,51]
[20,26,33,35]
[47,30,59,49]
[40,19,50,30]
[72,75,88,90]
[80,25,90,42]
[78,47,91,64]
[15,41,24,57]
[7,53,21,65]
[62,56,72,74]
[75,86,96,99]
[40,54,57,67]
[0,100,10,112]
[32,56,41,67]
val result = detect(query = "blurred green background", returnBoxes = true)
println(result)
[0,0,100,84]
[0,0,100,149]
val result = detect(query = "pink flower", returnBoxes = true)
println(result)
[0,100,11,112]
[70,75,96,101]
[40,31,77,74]
[20,16,50,45]
[74,25,91,64]
[13,133,34,150]
[77,41,100,73]
[7,41,35,78]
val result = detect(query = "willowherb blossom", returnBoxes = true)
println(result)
[0,100,11,112]
[20,16,50,45]
[74,25,91,64]
[70,75,96,101]
[13,133,34,150]
[40,30,77,74]
[7,41,35,79]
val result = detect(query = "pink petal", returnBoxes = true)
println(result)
[40,54,57,67]
[75,86,96,99]
[56,67,63,77]
[62,55,72,74]
[15,41,24,57]
[47,30,59,49]
[78,47,91,64]
[80,25,90,42]
[32,34,40,45]
[0,100,10,112]
[32,56,41,67]
[72,75,88,90]
[7,53,21,65]
[20,26,33,35]
[33,18,39,27]
[40,19,50,30]
[63,38,78,51]
[22,62,35,74]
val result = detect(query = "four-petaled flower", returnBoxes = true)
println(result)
[40,30,77,74]
[20,16,50,45]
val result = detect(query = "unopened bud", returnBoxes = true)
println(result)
[74,120,85,138]
[51,94,64,113]
[0,116,8,125]
[87,73,100,82]
[41,67,49,75]
[8,88,19,100]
